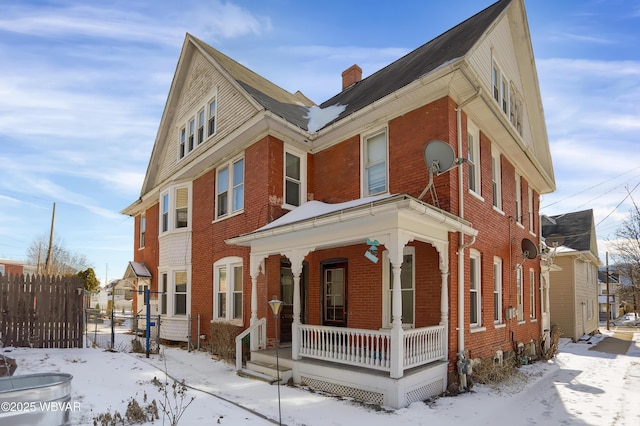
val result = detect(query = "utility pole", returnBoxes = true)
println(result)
[606,252,610,331]
[44,202,56,275]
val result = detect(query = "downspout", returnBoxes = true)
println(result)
[455,86,480,359]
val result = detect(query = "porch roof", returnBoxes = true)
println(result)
[226,194,477,255]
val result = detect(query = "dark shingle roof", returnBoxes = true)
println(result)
[542,209,594,252]
[319,0,511,125]
[192,0,511,132]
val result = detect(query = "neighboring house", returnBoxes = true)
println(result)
[597,268,621,322]
[0,259,37,276]
[542,210,601,341]
[105,279,134,312]
[122,0,555,408]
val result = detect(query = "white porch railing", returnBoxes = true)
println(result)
[235,318,266,371]
[403,324,446,369]
[298,324,446,373]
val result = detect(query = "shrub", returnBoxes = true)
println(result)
[210,322,243,363]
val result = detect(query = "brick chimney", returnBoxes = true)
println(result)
[341,64,362,90]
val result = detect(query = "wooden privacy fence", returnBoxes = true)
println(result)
[0,273,84,348]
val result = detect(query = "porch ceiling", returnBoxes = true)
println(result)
[226,194,477,257]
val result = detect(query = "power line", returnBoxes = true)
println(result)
[596,183,640,227]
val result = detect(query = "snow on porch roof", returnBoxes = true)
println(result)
[125,261,152,278]
[226,193,476,246]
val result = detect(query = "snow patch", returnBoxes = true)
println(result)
[305,104,347,132]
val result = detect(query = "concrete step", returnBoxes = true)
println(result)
[244,359,292,384]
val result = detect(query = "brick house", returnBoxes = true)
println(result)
[122,0,555,408]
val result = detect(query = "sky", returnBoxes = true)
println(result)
[1,0,639,283]
[4,326,640,425]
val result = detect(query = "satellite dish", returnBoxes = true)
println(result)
[521,238,538,260]
[418,140,466,202]
[424,140,455,175]
[545,234,565,247]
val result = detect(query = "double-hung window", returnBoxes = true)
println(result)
[516,266,524,321]
[470,250,481,327]
[515,173,522,224]
[197,109,205,145]
[208,98,217,137]
[493,257,502,324]
[284,147,306,208]
[216,157,244,219]
[214,257,243,322]
[528,187,534,233]
[160,184,190,233]
[161,193,169,233]
[160,273,167,315]
[363,130,388,196]
[188,118,195,152]
[467,121,480,195]
[492,57,523,136]
[174,271,187,315]
[139,214,146,248]
[179,127,186,159]
[382,247,415,328]
[529,269,536,319]
[491,149,502,210]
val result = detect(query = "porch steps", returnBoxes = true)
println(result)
[242,360,292,384]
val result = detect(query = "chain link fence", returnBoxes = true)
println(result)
[85,309,160,354]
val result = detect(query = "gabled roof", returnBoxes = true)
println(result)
[124,261,151,279]
[190,0,511,132]
[542,209,596,253]
[319,0,511,125]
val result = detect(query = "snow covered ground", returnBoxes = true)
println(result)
[2,328,639,425]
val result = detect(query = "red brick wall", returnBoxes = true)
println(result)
[1,263,23,276]
[133,204,159,292]
[312,135,361,203]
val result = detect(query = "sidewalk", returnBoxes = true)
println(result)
[588,330,633,355]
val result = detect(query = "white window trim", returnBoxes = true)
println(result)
[491,148,502,212]
[139,214,146,249]
[159,183,192,235]
[282,144,307,210]
[177,89,218,161]
[467,120,481,198]
[361,127,389,198]
[493,257,503,325]
[158,267,191,318]
[515,172,523,226]
[381,246,415,329]
[470,249,482,328]
[214,155,245,221]
[529,269,536,320]
[516,266,524,322]
[213,256,244,325]
[528,187,534,234]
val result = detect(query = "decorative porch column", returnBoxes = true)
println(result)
[249,255,264,351]
[434,241,449,360]
[283,248,312,361]
[386,232,411,379]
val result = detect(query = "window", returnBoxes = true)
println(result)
[491,149,502,210]
[0,265,4,275]
[174,271,187,315]
[492,58,523,136]
[197,109,205,145]
[528,187,534,233]
[160,273,167,315]
[470,250,481,327]
[382,247,415,328]
[467,121,480,194]
[161,193,169,233]
[529,269,536,319]
[175,187,188,228]
[216,158,244,218]
[160,184,190,233]
[516,266,523,321]
[208,98,217,137]
[139,214,146,248]
[515,173,522,224]
[214,257,243,322]
[179,127,186,159]
[363,130,387,196]
[493,257,503,324]
[284,148,307,208]
[187,118,195,152]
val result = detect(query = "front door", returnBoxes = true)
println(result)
[279,261,306,343]
[323,262,347,327]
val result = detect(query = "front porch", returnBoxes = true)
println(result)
[227,194,477,408]
[246,328,448,408]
